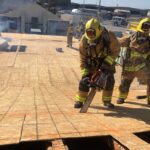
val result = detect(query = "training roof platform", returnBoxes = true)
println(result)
[0,33,149,150]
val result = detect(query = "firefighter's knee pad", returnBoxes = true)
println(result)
[119,79,131,93]
[79,79,89,92]
[104,74,115,90]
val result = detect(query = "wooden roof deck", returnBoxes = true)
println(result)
[0,33,150,149]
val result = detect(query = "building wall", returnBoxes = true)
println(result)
[6,3,60,33]
[47,20,69,35]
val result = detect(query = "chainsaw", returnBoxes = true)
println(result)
[80,69,110,113]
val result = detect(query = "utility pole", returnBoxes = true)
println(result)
[83,0,85,8]
[117,0,119,7]
[98,0,101,21]
[98,0,101,12]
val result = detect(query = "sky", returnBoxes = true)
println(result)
[71,0,150,9]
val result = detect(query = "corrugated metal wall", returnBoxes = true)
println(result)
[47,20,69,35]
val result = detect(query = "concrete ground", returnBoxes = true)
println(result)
[0,33,149,149]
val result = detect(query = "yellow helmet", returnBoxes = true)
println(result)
[137,18,150,33]
[85,18,102,41]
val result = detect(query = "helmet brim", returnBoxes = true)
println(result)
[137,29,144,32]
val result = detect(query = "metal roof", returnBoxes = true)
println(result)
[0,0,35,13]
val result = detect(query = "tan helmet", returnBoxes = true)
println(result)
[85,18,102,41]
[137,18,150,33]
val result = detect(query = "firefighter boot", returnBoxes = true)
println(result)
[103,102,115,108]
[102,90,115,108]
[117,98,125,104]
[74,101,83,108]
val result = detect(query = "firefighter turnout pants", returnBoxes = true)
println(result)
[67,34,73,47]
[118,68,150,103]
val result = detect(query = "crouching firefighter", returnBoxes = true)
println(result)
[74,18,120,109]
[117,18,150,105]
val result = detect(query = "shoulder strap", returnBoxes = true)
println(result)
[82,35,93,56]
[125,33,135,58]
[148,36,150,49]
[101,28,110,50]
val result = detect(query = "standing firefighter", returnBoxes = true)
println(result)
[74,18,120,108]
[75,21,85,40]
[117,18,150,104]
[78,21,85,39]
[67,23,74,48]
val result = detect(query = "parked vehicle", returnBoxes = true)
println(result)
[113,31,123,37]
[112,16,127,26]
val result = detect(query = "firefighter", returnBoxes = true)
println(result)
[67,23,74,48]
[75,21,85,40]
[117,18,150,104]
[74,18,120,108]
[78,21,85,39]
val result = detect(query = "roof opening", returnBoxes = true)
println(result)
[63,135,129,150]
[134,131,150,143]
[0,140,51,150]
